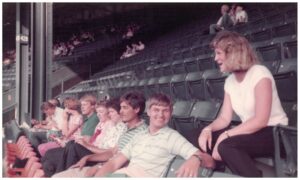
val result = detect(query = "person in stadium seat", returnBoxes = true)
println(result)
[55,98,127,171]
[87,93,215,177]
[198,31,288,177]
[209,4,234,34]
[28,101,64,155]
[234,4,248,25]
[41,94,99,177]
[37,97,83,157]
[52,91,148,177]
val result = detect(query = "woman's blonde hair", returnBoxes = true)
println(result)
[210,31,259,72]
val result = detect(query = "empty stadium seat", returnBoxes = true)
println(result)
[173,100,222,147]
[272,22,296,38]
[172,60,186,74]
[145,77,159,98]
[157,75,173,97]
[274,71,297,102]
[186,71,205,100]
[256,43,282,74]
[170,73,188,101]
[283,40,297,59]
[184,57,200,73]
[273,125,297,177]
[205,70,229,101]
[250,29,272,43]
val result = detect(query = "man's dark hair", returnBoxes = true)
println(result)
[120,91,146,116]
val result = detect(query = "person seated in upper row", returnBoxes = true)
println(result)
[234,4,248,25]
[209,4,234,34]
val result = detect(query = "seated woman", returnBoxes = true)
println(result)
[37,97,83,156]
[198,31,288,177]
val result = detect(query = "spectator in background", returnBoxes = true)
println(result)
[209,4,234,34]
[235,5,248,25]
[136,41,145,51]
[229,4,237,24]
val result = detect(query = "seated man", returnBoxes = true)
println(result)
[52,91,148,177]
[209,4,234,34]
[92,93,215,177]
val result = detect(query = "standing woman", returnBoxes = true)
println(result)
[198,31,288,177]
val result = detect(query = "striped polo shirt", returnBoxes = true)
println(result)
[117,120,148,150]
[121,126,199,177]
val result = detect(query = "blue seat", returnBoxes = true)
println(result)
[274,71,297,102]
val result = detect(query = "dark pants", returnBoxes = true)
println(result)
[28,130,47,156]
[41,147,65,177]
[218,127,274,177]
[64,142,94,169]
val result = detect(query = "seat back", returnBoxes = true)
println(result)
[186,71,205,100]
[170,73,188,100]
[273,125,297,177]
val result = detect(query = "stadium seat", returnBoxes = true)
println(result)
[274,71,297,102]
[170,73,188,101]
[256,43,282,74]
[266,13,286,27]
[205,71,229,102]
[172,60,186,74]
[186,71,205,101]
[202,69,228,101]
[163,156,216,178]
[173,100,221,147]
[161,62,173,76]
[184,57,200,73]
[145,77,159,98]
[283,40,297,59]
[157,75,173,97]
[198,55,216,71]
[144,65,156,78]
[273,125,297,177]
[277,58,297,74]
[249,18,267,32]
[272,22,296,38]
[135,78,148,95]
[250,29,272,43]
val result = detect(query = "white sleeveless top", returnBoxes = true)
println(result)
[224,65,288,126]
